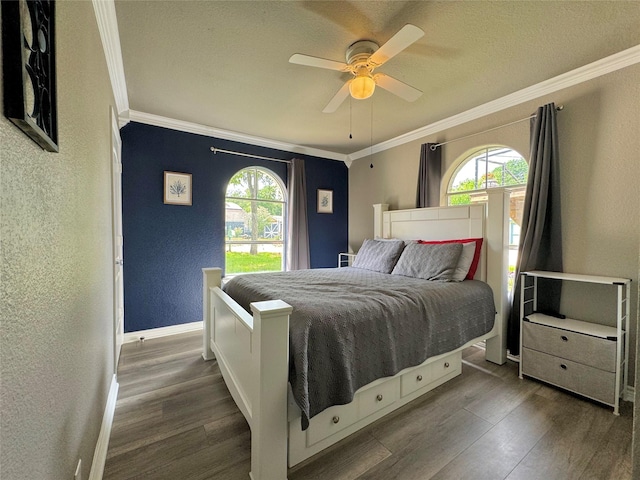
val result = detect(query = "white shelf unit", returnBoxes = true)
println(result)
[519,270,631,415]
[337,252,357,268]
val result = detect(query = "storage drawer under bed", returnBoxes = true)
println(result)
[305,350,462,446]
[400,351,461,397]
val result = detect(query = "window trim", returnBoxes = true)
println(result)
[444,145,528,206]
[224,166,288,274]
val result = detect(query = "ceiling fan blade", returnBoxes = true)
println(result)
[374,73,422,102]
[323,82,351,113]
[289,53,349,72]
[368,24,425,67]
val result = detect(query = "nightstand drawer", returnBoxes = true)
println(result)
[522,321,616,372]
[522,348,616,405]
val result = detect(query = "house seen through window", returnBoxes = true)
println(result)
[225,167,286,274]
[446,146,528,290]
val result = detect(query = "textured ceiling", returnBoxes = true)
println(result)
[114,1,640,155]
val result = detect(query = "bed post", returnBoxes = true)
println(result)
[249,300,293,480]
[202,268,221,361]
[373,203,389,238]
[484,189,510,365]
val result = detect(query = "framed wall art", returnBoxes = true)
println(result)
[317,189,333,214]
[2,0,58,152]
[164,171,192,206]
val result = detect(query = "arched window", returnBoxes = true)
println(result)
[225,167,286,274]
[446,146,527,290]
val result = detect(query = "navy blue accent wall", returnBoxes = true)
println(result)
[121,122,348,332]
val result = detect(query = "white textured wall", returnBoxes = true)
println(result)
[349,65,640,384]
[1,3,116,479]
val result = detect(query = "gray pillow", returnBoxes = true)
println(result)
[352,239,405,273]
[391,242,463,281]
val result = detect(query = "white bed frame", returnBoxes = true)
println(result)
[202,190,510,480]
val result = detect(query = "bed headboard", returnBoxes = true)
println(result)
[374,203,486,281]
[373,190,510,365]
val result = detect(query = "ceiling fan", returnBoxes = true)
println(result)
[289,24,425,113]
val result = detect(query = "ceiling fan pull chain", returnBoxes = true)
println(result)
[349,97,353,139]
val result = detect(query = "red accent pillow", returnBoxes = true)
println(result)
[417,238,483,280]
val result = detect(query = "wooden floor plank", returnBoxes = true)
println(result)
[114,372,223,413]
[463,372,542,425]
[107,392,239,458]
[505,396,618,480]
[128,430,251,480]
[580,401,633,480]
[367,362,499,454]
[104,331,633,480]
[359,409,492,480]
[289,431,392,480]
[430,393,557,480]
[104,427,208,480]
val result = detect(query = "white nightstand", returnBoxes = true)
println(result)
[337,253,357,268]
[519,270,631,415]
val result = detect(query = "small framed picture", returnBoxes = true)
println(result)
[164,171,192,205]
[317,189,333,214]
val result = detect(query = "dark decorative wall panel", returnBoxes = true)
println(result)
[2,0,58,151]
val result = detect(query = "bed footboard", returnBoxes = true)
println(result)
[202,268,292,480]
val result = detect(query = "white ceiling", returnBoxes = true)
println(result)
[114,1,640,156]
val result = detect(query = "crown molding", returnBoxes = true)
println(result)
[93,2,638,168]
[93,0,130,119]
[128,110,348,163]
[347,44,640,162]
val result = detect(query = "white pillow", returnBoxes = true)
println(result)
[451,242,476,282]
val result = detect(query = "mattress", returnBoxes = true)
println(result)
[224,267,495,428]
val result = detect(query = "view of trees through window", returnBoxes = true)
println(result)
[447,147,528,290]
[225,167,286,274]
[448,147,528,205]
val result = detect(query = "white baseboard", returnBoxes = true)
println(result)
[123,321,203,343]
[89,374,119,480]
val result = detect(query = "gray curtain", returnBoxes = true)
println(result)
[508,103,563,354]
[286,158,310,270]
[416,143,442,208]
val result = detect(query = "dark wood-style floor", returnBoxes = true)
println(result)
[103,331,632,479]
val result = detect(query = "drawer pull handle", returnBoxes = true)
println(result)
[376,394,383,402]
[560,364,568,370]
[332,416,340,424]
[561,335,569,342]
[416,374,423,382]
[444,362,450,368]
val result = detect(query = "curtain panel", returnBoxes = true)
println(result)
[507,103,564,355]
[286,158,310,270]
[416,143,442,208]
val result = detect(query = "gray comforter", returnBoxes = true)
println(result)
[223,267,495,429]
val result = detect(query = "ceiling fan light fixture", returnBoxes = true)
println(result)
[349,73,375,100]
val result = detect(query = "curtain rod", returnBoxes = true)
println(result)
[430,104,564,150]
[210,146,291,164]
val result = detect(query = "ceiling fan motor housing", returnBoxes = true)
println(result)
[346,40,379,67]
